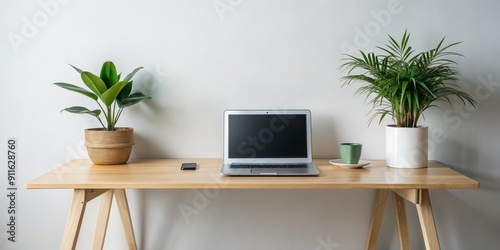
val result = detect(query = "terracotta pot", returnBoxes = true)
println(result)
[84,127,135,165]
[386,125,428,168]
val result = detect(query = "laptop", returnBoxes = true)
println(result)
[220,109,320,176]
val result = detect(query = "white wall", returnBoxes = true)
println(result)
[1,0,499,249]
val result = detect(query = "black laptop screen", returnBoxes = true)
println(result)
[227,114,308,158]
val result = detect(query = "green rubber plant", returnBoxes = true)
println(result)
[54,61,151,131]
[339,31,479,127]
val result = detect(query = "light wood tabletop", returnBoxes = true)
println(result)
[25,158,478,190]
[25,158,479,250]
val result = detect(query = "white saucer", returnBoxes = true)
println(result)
[329,159,371,169]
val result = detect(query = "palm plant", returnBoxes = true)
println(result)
[54,61,151,131]
[339,31,479,127]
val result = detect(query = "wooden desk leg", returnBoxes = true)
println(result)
[416,189,440,250]
[61,189,113,250]
[366,189,389,250]
[393,192,411,250]
[61,189,87,250]
[93,190,114,250]
[114,189,138,250]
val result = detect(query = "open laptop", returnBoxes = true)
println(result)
[220,109,320,176]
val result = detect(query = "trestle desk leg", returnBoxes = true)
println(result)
[416,189,440,250]
[61,189,108,250]
[93,189,114,250]
[114,189,137,250]
[393,191,411,250]
[366,189,389,250]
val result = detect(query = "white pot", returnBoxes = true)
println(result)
[386,125,428,168]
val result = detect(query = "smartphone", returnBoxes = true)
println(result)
[181,162,197,170]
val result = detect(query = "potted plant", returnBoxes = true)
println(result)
[339,31,479,168]
[54,61,151,164]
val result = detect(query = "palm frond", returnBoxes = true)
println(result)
[339,31,479,127]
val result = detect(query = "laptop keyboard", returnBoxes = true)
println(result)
[229,164,308,169]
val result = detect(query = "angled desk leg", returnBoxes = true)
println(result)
[368,189,439,250]
[394,189,441,250]
[61,189,87,250]
[60,189,136,250]
[93,190,115,250]
[366,189,389,250]
[416,189,440,250]
[114,189,138,250]
[61,189,109,250]
[393,191,411,250]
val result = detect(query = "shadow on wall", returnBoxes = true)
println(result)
[432,189,500,249]
[132,132,168,158]
[312,112,338,159]
[135,189,188,250]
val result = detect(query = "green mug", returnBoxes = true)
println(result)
[340,143,362,164]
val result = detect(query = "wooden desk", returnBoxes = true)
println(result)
[26,159,478,250]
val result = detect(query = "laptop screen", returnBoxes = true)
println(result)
[224,110,312,164]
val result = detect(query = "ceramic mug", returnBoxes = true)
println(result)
[340,143,362,164]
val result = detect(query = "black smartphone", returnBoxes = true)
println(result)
[181,162,197,170]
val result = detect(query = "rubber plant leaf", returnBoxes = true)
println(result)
[61,106,101,117]
[100,61,118,89]
[123,67,144,82]
[69,64,84,74]
[81,72,108,96]
[118,92,151,108]
[117,80,133,104]
[100,80,131,107]
[53,82,98,101]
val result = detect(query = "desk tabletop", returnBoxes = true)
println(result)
[25,159,478,190]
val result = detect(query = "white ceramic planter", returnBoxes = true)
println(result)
[386,125,428,168]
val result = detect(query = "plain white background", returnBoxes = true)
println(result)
[1,0,499,249]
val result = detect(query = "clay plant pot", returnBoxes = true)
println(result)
[84,127,135,165]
